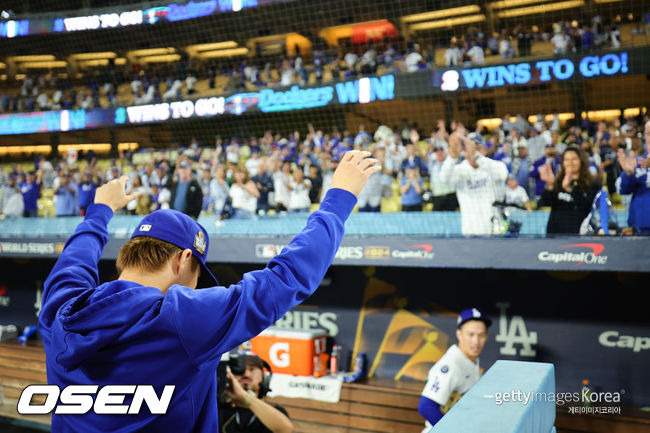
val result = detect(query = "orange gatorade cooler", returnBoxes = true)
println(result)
[250,327,327,376]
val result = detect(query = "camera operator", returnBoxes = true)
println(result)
[219,355,293,433]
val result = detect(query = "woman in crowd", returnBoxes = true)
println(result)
[539,146,601,235]
[286,167,312,213]
[125,174,150,216]
[273,160,292,211]
[209,164,230,216]
[229,166,259,219]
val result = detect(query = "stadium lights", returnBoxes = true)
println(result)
[488,0,555,10]
[70,52,117,60]
[527,113,575,124]
[57,142,138,153]
[478,112,576,130]
[118,142,139,151]
[186,41,239,54]
[477,117,502,130]
[78,59,110,67]
[581,109,621,121]
[409,14,486,31]
[21,61,68,69]
[623,107,645,117]
[58,143,112,153]
[496,0,584,18]
[139,54,181,63]
[0,145,52,156]
[128,47,176,57]
[76,58,127,67]
[198,47,249,59]
[401,5,481,23]
[8,55,56,62]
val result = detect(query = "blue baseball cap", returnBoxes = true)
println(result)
[457,308,492,329]
[130,209,218,287]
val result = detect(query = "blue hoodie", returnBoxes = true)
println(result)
[39,188,356,432]
[617,150,650,233]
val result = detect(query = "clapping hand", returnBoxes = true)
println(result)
[539,164,555,185]
[448,133,462,159]
[561,168,573,192]
[617,149,637,175]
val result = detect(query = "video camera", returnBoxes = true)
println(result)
[216,353,247,405]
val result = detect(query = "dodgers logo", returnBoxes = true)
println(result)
[193,231,207,255]
[495,303,537,357]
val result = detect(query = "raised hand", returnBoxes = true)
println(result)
[617,149,636,175]
[539,164,555,185]
[448,133,462,159]
[223,368,249,408]
[94,175,140,212]
[562,168,573,191]
[331,150,381,196]
[463,136,476,161]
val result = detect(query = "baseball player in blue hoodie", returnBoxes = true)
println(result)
[38,150,380,432]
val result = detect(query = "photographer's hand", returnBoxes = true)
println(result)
[224,368,249,407]
[224,368,294,433]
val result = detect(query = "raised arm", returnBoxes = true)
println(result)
[617,149,641,195]
[39,177,138,331]
[439,133,464,186]
[169,151,381,365]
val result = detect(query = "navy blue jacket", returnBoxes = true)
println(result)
[531,156,561,197]
[39,188,356,432]
[617,151,650,233]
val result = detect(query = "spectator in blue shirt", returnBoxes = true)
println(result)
[400,163,423,211]
[78,171,100,216]
[616,121,650,234]
[531,143,561,199]
[251,160,274,214]
[54,173,78,216]
[493,140,513,171]
[582,25,595,51]
[598,135,619,195]
[401,132,428,177]
[511,143,531,196]
[20,171,41,217]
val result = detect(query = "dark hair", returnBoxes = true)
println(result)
[117,237,200,275]
[554,146,594,192]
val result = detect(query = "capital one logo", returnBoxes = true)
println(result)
[391,244,434,259]
[0,285,10,307]
[495,303,537,357]
[538,243,607,266]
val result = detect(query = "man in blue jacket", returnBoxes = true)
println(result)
[38,150,379,432]
[616,121,650,235]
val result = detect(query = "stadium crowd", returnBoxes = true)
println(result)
[1,112,648,236]
[1,13,647,115]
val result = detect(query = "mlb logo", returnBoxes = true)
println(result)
[139,224,152,232]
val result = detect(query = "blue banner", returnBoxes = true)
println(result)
[434,52,630,92]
